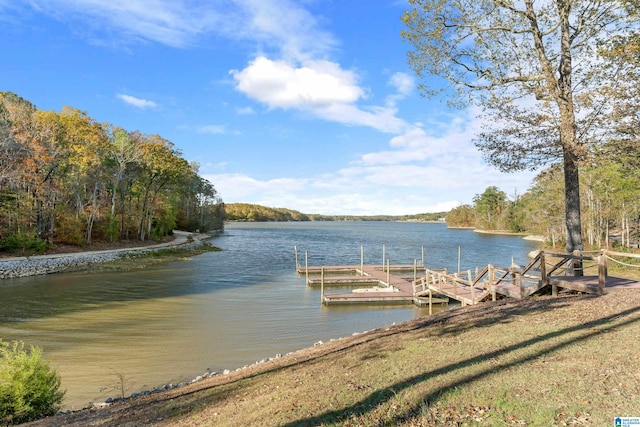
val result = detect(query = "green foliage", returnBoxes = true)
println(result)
[105,214,119,242]
[225,203,310,222]
[0,230,48,255]
[0,340,65,424]
[446,205,474,228]
[54,214,85,246]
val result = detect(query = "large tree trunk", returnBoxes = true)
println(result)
[563,150,583,253]
[557,0,583,274]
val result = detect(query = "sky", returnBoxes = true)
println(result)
[0,0,538,216]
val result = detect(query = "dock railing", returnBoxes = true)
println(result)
[415,249,630,302]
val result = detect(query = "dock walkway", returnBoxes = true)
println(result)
[296,248,640,308]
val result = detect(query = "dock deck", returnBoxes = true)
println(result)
[297,263,449,306]
[296,248,640,308]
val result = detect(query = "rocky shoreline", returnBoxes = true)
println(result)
[0,231,209,279]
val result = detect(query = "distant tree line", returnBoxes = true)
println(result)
[224,203,446,223]
[447,140,640,249]
[0,92,224,254]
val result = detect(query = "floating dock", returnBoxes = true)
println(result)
[297,263,449,307]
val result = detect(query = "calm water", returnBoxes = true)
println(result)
[0,221,538,409]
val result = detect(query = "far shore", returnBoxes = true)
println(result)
[448,226,546,242]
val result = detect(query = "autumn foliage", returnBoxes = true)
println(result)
[0,92,224,254]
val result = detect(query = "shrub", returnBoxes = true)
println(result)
[0,340,65,424]
[0,231,48,255]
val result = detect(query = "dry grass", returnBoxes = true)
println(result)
[27,290,640,427]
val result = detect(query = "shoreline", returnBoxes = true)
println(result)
[0,231,215,280]
[449,227,546,241]
[27,290,640,426]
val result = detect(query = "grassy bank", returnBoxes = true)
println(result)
[28,290,640,426]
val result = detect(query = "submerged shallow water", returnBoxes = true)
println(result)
[0,221,538,409]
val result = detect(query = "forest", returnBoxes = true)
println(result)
[0,92,224,254]
[447,140,640,250]
[224,203,446,223]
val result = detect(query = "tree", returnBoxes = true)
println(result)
[402,0,638,258]
[446,204,474,228]
[473,186,507,230]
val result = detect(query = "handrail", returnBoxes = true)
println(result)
[421,247,619,301]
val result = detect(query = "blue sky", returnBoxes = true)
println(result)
[0,0,537,215]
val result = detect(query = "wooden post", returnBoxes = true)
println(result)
[453,275,458,298]
[539,251,549,291]
[386,259,390,286]
[489,264,496,301]
[360,245,364,276]
[573,249,583,277]
[597,253,607,295]
[294,245,299,270]
[519,270,524,299]
[321,267,325,304]
[382,244,386,270]
[428,289,433,315]
[471,276,476,305]
[305,251,309,285]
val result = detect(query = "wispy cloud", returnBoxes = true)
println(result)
[235,106,255,115]
[116,93,158,109]
[197,124,227,135]
[386,72,414,107]
[203,110,537,215]
[23,0,336,55]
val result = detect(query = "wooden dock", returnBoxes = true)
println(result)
[296,247,640,308]
[297,263,449,307]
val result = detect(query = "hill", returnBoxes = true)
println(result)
[224,203,446,223]
[28,290,640,426]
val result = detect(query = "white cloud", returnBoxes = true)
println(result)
[231,57,364,109]
[389,72,414,97]
[231,56,407,133]
[116,93,158,109]
[197,124,227,134]
[386,72,414,107]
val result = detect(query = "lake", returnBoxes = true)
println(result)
[0,221,539,409]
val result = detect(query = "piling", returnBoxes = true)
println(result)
[386,259,390,286]
[321,267,325,304]
[382,244,386,270]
